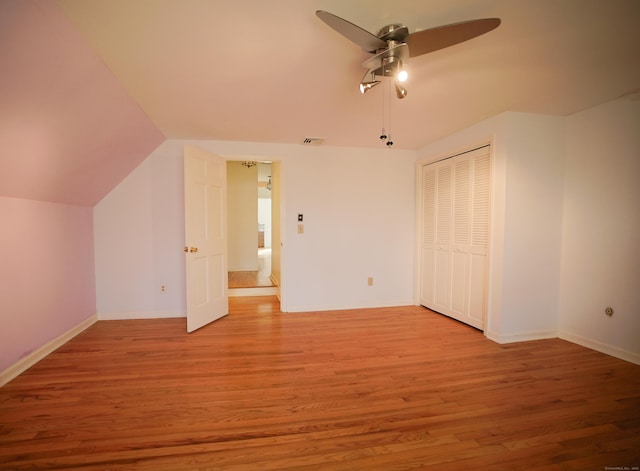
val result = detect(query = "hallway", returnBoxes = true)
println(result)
[228,248,274,288]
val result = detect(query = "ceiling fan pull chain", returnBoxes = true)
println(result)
[380,66,387,141]
[386,75,394,147]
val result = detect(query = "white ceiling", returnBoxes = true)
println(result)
[57,0,640,150]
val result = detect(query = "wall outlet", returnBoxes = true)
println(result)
[160,285,167,293]
[367,277,374,286]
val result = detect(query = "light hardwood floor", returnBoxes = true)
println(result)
[1,297,639,470]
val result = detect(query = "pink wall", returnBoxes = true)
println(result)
[0,0,164,207]
[0,197,96,372]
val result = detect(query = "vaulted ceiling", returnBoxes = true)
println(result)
[1,0,639,206]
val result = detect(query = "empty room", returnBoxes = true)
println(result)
[1,0,639,469]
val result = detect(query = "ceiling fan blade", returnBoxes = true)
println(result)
[406,18,500,57]
[316,10,386,53]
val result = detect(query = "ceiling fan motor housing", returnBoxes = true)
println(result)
[373,25,410,78]
[377,24,409,42]
[378,53,403,76]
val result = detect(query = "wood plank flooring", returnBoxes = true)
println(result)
[228,270,274,289]
[1,297,639,470]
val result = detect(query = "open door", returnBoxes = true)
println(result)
[184,145,228,332]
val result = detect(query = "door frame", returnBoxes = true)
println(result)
[225,158,286,309]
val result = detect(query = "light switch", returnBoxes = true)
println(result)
[298,214,304,222]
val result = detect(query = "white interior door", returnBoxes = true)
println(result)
[184,145,228,332]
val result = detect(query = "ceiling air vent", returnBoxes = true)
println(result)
[302,137,324,145]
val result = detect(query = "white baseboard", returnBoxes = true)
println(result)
[0,314,98,387]
[485,329,558,344]
[558,331,640,365]
[98,311,185,320]
[282,299,414,313]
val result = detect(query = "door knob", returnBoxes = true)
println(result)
[189,247,199,253]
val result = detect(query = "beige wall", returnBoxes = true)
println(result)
[227,161,258,271]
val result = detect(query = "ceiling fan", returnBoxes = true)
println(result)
[316,10,501,99]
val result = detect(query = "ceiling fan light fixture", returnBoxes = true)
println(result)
[360,80,381,94]
[395,82,407,99]
[397,68,408,82]
[359,70,381,94]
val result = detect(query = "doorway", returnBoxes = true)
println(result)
[227,160,280,297]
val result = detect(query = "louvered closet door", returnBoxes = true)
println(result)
[420,147,491,330]
[420,166,436,307]
[467,152,491,327]
[433,163,452,314]
[451,158,470,319]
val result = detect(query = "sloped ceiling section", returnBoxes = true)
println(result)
[56,0,640,151]
[0,0,164,207]
[1,0,639,207]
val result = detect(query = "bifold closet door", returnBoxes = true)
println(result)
[420,147,490,330]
